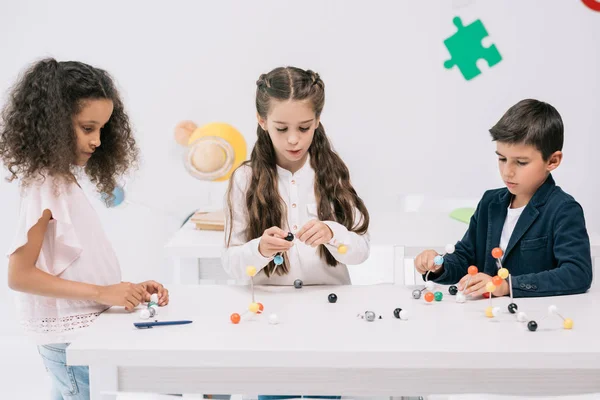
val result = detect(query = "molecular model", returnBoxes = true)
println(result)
[273,232,295,268]
[230,266,276,325]
[411,244,455,302]
[485,247,574,332]
[512,305,573,332]
[452,265,479,303]
[140,293,160,319]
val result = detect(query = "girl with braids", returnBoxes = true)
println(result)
[223,66,370,288]
[1,58,168,400]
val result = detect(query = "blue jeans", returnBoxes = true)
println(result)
[38,343,90,400]
[258,397,341,400]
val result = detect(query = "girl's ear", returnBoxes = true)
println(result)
[257,113,267,131]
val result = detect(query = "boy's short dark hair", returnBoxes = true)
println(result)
[489,99,564,161]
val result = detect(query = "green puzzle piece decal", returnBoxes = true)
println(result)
[443,17,502,81]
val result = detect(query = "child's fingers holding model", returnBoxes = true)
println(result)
[96,282,145,311]
[138,280,170,306]
[414,250,441,275]
[259,227,293,257]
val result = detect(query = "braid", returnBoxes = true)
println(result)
[256,74,270,90]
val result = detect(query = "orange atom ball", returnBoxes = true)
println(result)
[491,247,503,259]
[492,276,503,287]
[424,292,435,302]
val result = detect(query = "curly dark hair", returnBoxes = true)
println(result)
[0,58,138,203]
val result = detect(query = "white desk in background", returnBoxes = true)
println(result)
[67,284,600,400]
[164,211,600,285]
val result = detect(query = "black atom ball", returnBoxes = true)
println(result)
[294,279,303,289]
[508,303,518,314]
[328,293,337,303]
[285,232,294,241]
[393,308,402,319]
[448,285,458,295]
[527,321,538,332]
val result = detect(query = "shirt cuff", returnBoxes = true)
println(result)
[510,275,539,294]
[322,221,350,246]
[249,237,273,268]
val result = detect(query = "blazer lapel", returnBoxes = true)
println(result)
[503,174,555,260]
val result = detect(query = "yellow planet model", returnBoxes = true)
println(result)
[183,122,247,181]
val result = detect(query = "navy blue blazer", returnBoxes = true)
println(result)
[432,174,593,297]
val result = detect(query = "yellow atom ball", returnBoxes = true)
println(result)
[246,266,257,277]
[249,302,260,313]
[563,318,574,329]
[485,282,496,293]
[485,306,494,318]
[498,268,509,279]
[337,245,348,254]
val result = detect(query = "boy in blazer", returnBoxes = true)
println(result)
[415,99,592,298]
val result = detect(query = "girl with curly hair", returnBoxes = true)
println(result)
[0,58,169,400]
[223,66,370,289]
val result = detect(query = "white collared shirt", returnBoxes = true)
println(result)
[222,157,370,285]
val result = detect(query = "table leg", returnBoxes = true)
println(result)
[89,364,117,400]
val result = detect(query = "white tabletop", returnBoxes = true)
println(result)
[68,284,600,397]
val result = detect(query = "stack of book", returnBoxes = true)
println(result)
[190,209,225,231]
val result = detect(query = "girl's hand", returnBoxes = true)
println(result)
[258,226,293,257]
[96,282,145,311]
[137,280,169,306]
[297,220,333,247]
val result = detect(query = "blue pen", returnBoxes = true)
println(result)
[134,320,193,329]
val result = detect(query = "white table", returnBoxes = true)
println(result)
[68,284,600,400]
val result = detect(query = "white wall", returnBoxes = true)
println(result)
[1,0,599,301]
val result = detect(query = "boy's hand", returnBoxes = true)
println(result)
[414,250,443,275]
[137,280,169,306]
[458,273,509,297]
[297,220,333,247]
[259,227,293,257]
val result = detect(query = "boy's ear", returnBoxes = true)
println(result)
[257,113,267,131]
[546,150,563,172]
